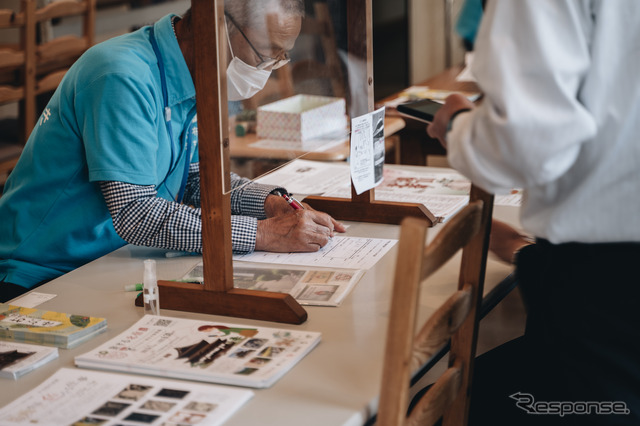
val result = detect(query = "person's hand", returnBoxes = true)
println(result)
[426,93,474,149]
[489,219,534,264]
[264,194,293,217]
[255,209,344,252]
[264,194,346,234]
[302,202,346,234]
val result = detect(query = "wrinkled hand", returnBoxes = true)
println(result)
[256,209,346,252]
[426,93,475,149]
[264,194,294,218]
[263,194,346,233]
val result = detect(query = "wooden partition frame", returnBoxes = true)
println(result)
[138,0,307,324]
[138,0,432,322]
[302,0,436,226]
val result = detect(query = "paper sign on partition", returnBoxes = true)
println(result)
[350,106,386,194]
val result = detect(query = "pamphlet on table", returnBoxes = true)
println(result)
[255,159,522,221]
[0,340,58,379]
[257,159,350,195]
[180,262,364,307]
[0,303,107,349]
[75,315,321,389]
[0,367,252,426]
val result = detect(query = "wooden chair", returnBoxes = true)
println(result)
[33,0,96,104]
[377,185,494,426]
[0,0,95,180]
[0,0,36,146]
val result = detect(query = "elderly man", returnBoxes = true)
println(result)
[0,0,345,302]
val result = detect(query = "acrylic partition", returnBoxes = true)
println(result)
[221,0,372,190]
[145,0,380,324]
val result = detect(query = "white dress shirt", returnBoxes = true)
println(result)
[447,0,640,244]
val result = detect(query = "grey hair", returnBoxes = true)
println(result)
[224,0,305,32]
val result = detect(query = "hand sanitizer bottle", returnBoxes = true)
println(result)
[143,259,160,315]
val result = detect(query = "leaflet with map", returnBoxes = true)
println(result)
[75,315,321,389]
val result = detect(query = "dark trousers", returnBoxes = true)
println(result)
[470,240,640,426]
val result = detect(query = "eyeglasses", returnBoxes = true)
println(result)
[225,12,291,70]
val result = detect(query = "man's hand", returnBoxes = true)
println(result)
[256,209,345,252]
[264,194,293,218]
[264,193,346,234]
[426,93,474,148]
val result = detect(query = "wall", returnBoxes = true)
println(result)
[408,0,465,84]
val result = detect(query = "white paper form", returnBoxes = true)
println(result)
[350,106,386,194]
[234,236,396,270]
[495,189,523,206]
[10,292,56,308]
[255,159,351,195]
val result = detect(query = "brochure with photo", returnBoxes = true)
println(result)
[180,262,364,307]
[75,315,321,389]
[0,368,252,425]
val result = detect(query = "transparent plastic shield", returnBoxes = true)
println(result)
[219,0,372,195]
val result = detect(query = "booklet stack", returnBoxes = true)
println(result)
[75,315,321,388]
[0,303,107,349]
[0,340,58,379]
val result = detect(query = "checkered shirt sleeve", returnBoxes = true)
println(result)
[183,163,286,219]
[182,162,201,207]
[100,180,264,254]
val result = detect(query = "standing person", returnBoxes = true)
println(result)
[0,0,345,302]
[428,1,640,425]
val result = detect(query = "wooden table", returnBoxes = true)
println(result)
[377,65,480,166]
[1,165,518,425]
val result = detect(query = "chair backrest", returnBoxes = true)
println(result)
[0,0,94,138]
[377,185,494,426]
[33,0,96,100]
[0,0,94,179]
[0,0,36,141]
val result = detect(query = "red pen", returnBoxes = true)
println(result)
[281,193,304,210]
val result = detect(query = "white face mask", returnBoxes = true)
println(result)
[225,21,272,101]
[227,56,272,101]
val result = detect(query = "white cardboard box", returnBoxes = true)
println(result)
[257,94,347,142]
